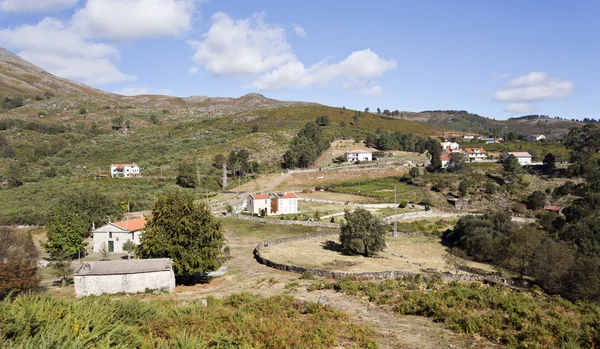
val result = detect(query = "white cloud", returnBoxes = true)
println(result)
[0,0,78,13]
[115,85,171,96]
[188,66,199,74]
[72,0,198,40]
[292,24,306,38]
[362,85,383,96]
[192,12,296,76]
[491,72,511,79]
[494,72,573,103]
[505,103,536,114]
[251,49,396,90]
[0,18,135,85]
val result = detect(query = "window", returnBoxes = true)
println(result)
[109,232,112,239]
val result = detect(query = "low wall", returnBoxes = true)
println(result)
[224,213,340,228]
[253,232,513,285]
[74,270,175,298]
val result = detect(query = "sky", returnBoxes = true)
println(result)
[0,0,597,120]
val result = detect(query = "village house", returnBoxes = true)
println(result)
[246,192,299,216]
[528,134,546,141]
[440,153,451,168]
[440,142,460,150]
[247,193,271,215]
[73,258,175,298]
[464,148,488,161]
[110,163,140,178]
[92,217,147,254]
[462,133,482,140]
[504,152,532,165]
[345,150,372,162]
[270,192,299,215]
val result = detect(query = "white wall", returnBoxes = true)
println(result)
[74,270,175,298]
[517,157,532,165]
[93,231,142,253]
[278,198,298,214]
[248,196,270,215]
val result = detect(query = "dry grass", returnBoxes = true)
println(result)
[296,191,377,203]
[260,235,494,274]
[275,167,408,191]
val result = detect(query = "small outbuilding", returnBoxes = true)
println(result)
[504,152,532,165]
[345,150,372,162]
[73,258,176,298]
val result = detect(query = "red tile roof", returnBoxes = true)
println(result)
[465,148,487,154]
[440,154,451,161]
[544,205,562,212]
[112,217,147,232]
[112,163,137,169]
[251,194,270,199]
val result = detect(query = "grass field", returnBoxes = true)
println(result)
[260,235,493,275]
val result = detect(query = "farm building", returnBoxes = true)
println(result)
[345,150,372,162]
[110,163,140,178]
[93,217,147,254]
[73,258,175,298]
[528,134,546,141]
[504,152,532,165]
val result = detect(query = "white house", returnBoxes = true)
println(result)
[504,152,532,165]
[247,193,271,215]
[462,133,482,140]
[440,142,460,150]
[74,258,175,298]
[270,192,299,215]
[345,150,372,162]
[93,217,147,253]
[464,148,488,161]
[527,134,545,141]
[441,153,451,168]
[110,163,140,178]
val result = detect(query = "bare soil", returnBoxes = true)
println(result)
[259,235,494,274]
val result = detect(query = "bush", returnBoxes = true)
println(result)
[399,201,408,208]
[300,271,316,280]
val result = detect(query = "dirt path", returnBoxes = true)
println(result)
[170,221,502,348]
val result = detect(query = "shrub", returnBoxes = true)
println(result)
[300,271,315,280]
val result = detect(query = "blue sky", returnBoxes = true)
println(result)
[0,0,597,120]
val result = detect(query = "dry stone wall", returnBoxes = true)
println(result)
[253,232,514,285]
[224,213,340,228]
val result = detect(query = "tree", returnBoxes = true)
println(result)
[4,162,23,188]
[283,122,330,169]
[377,107,381,114]
[315,115,330,126]
[409,167,421,178]
[44,206,88,259]
[497,226,546,277]
[339,208,387,257]
[526,190,546,210]
[57,188,122,231]
[425,138,442,172]
[0,228,40,298]
[50,254,73,287]
[447,153,467,173]
[543,153,556,173]
[99,243,110,261]
[503,154,521,175]
[176,162,197,188]
[442,248,467,275]
[364,107,370,113]
[123,240,135,259]
[458,180,469,197]
[213,154,227,189]
[353,113,359,125]
[137,191,225,275]
[227,148,250,179]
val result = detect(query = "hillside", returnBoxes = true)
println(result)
[392,110,581,139]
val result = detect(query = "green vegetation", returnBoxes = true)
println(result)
[0,293,379,348]
[283,122,330,169]
[313,277,600,348]
[0,228,40,298]
[137,191,225,275]
[340,208,387,257]
[326,177,428,203]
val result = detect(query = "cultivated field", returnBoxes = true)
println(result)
[259,235,494,274]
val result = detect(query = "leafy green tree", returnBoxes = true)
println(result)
[364,107,370,112]
[497,226,546,277]
[376,107,381,114]
[137,191,225,275]
[50,254,73,287]
[458,180,469,197]
[503,154,521,175]
[409,167,420,178]
[425,138,442,172]
[283,122,330,169]
[123,240,136,259]
[543,153,556,173]
[58,188,122,230]
[227,148,250,178]
[340,208,387,257]
[4,162,23,188]
[315,115,330,126]
[44,206,88,258]
[0,228,40,297]
[526,190,546,210]
[176,162,197,188]
[447,153,467,173]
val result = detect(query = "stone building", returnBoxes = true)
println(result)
[92,217,147,254]
[73,258,175,298]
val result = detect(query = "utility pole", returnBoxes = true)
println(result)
[393,185,398,237]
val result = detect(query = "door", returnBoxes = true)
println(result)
[108,241,114,253]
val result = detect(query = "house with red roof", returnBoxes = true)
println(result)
[110,163,140,178]
[246,192,299,215]
[92,216,147,254]
[464,148,488,162]
[345,149,372,162]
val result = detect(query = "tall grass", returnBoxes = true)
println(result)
[0,293,379,349]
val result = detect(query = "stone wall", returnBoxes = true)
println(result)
[224,213,340,229]
[253,232,514,285]
[74,270,176,298]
